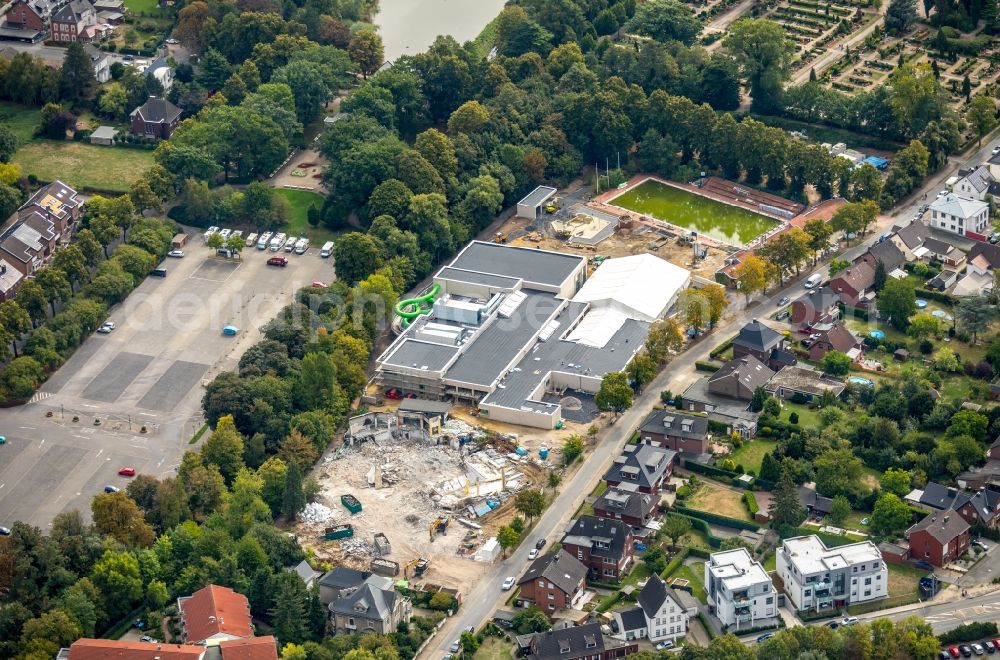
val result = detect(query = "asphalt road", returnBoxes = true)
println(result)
[424,133,1000,657]
[0,236,335,529]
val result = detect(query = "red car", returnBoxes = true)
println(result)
[950,647,961,658]
[118,468,136,477]
[267,256,288,267]
[385,388,402,400]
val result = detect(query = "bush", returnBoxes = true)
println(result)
[683,459,740,480]
[939,622,999,644]
[428,591,457,611]
[676,485,692,499]
[789,412,799,424]
[695,360,721,372]
[919,339,934,354]
[673,505,761,531]
[743,490,760,515]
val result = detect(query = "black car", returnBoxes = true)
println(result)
[535,539,546,550]
[962,645,974,658]
[151,268,167,277]
[826,621,839,630]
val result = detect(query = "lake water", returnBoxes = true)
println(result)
[375,0,507,62]
[609,179,779,247]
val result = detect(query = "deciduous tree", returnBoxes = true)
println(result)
[595,371,633,416]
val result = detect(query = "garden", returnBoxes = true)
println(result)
[273,188,339,244]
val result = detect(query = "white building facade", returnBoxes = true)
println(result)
[704,548,776,629]
[929,193,990,237]
[776,535,887,612]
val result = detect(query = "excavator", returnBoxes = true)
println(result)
[404,557,429,578]
[428,517,449,541]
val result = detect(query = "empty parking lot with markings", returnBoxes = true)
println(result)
[0,239,335,529]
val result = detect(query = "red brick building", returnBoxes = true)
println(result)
[5,0,49,31]
[593,484,656,528]
[524,622,638,660]
[130,96,182,139]
[560,515,634,582]
[906,513,970,567]
[829,263,874,307]
[516,550,588,615]
[638,410,709,455]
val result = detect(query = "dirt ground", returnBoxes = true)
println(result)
[499,215,730,282]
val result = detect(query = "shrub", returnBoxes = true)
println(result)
[789,412,799,424]
[695,360,721,372]
[676,485,692,499]
[919,339,934,354]
[743,490,760,515]
[790,392,809,404]
[939,622,999,644]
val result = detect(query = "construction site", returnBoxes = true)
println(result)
[298,410,551,591]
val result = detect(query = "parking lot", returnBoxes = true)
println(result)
[0,235,335,528]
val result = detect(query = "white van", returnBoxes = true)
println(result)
[257,231,272,249]
[245,232,258,247]
[270,233,287,251]
[283,236,297,252]
[294,238,309,254]
[805,273,822,289]
[320,241,334,258]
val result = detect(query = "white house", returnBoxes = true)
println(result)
[610,574,689,643]
[776,535,887,613]
[952,165,995,201]
[704,548,776,630]
[929,193,990,237]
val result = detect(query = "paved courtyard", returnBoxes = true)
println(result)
[0,235,335,529]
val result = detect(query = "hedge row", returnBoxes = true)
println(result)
[743,490,760,516]
[709,335,738,359]
[673,505,762,532]
[672,513,725,548]
[688,547,711,559]
[683,459,741,481]
[847,592,920,616]
[695,360,721,372]
[707,419,729,434]
[917,287,956,307]
[661,547,691,579]
[939,622,999,644]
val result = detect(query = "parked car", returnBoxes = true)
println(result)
[118,467,136,476]
[756,633,775,643]
[993,146,1000,155]
[97,322,115,334]
[0,527,10,536]
[974,540,989,551]
[940,651,953,660]
[449,640,460,653]
[151,268,167,277]
[655,641,674,650]
[984,643,996,656]
[776,310,790,321]
[972,643,985,656]
[502,576,515,591]
[826,621,839,630]
[527,549,538,560]
[842,617,859,626]
[778,296,790,306]
[267,256,288,267]
[140,636,155,643]
[165,37,178,44]
[104,485,120,493]
[167,249,184,257]
[990,232,1000,245]
[950,647,962,658]
[133,620,146,630]
[962,645,974,658]
[535,539,547,550]
[385,388,403,400]
[219,228,232,239]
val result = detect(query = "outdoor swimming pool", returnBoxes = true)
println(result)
[609,179,780,246]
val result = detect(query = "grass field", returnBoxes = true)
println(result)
[273,188,338,243]
[887,562,925,597]
[686,483,752,521]
[729,440,777,474]
[12,141,154,192]
[474,637,513,660]
[672,562,707,603]
[123,0,161,13]
[0,103,42,144]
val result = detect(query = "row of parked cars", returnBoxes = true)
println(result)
[942,641,1000,658]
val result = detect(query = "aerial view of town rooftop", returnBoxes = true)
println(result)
[5,0,1000,658]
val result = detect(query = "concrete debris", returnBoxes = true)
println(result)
[300,502,335,524]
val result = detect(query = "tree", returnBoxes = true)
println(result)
[497,525,519,556]
[758,227,810,285]
[334,232,382,284]
[272,61,330,125]
[447,100,490,135]
[270,574,308,645]
[831,201,878,243]
[871,493,912,536]
[642,547,667,573]
[644,318,683,362]
[34,267,71,316]
[91,550,143,618]
[91,491,155,547]
[348,30,384,79]
[511,606,551,634]
[880,467,912,497]
[724,19,795,112]
[885,0,918,34]
[769,468,806,527]
[814,448,867,499]
[60,42,96,103]
[700,284,728,327]
[562,435,584,465]
[595,371,633,416]
[624,0,702,45]
[0,184,20,224]
[0,301,30,357]
[803,219,833,264]
[0,124,17,162]
[281,460,306,520]
[201,415,245,483]
[515,489,545,520]
[908,314,940,339]
[956,294,996,343]
[969,96,998,146]
[821,350,852,376]
[661,513,692,548]
[37,103,76,139]
[20,609,81,650]
[827,495,852,526]
[877,278,917,330]
[626,354,657,394]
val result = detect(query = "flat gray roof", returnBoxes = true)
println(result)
[444,291,562,387]
[481,300,648,410]
[381,339,459,372]
[90,126,118,139]
[518,185,557,208]
[437,267,521,289]
[398,398,452,414]
[448,241,583,289]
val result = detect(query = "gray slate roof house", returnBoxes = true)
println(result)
[318,567,370,604]
[328,575,410,635]
[289,560,321,589]
[517,550,589,596]
[733,319,784,355]
[921,237,965,266]
[526,622,612,660]
[857,240,906,273]
[593,484,655,527]
[637,572,683,617]
[602,443,675,492]
[708,355,775,400]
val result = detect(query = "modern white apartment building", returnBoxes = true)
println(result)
[929,193,989,237]
[704,548,777,629]
[776,535,887,613]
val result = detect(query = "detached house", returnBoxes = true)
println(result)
[525,622,637,660]
[705,548,777,629]
[732,319,795,370]
[929,193,990,238]
[790,287,840,326]
[131,96,182,139]
[602,444,675,494]
[807,324,862,362]
[83,43,110,82]
[516,550,588,615]
[50,0,110,42]
[906,513,970,567]
[889,221,931,262]
[328,574,411,635]
[829,262,874,307]
[4,0,57,40]
[638,409,709,454]
[0,260,24,301]
[611,574,690,644]
[560,515,634,582]
[776,536,887,612]
[708,355,775,401]
[855,240,906,275]
[593,484,656,528]
[904,482,1000,528]
[0,216,55,276]
[967,243,1000,277]
[919,236,966,268]
[765,365,846,402]
[177,584,253,645]
[952,165,995,201]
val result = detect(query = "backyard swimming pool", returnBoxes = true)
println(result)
[609,179,780,246]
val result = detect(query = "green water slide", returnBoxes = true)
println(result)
[395,283,441,327]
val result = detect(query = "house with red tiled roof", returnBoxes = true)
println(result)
[61,639,207,660]
[178,585,254,645]
[219,637,279,660]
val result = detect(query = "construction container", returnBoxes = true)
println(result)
[370,557,399,577]
[514,447,528,457]
[374,532,391,556]
[538,446,549,460]
[341,494,362,514]
[323,524,354,540]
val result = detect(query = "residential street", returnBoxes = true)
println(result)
[423,133,1000,657]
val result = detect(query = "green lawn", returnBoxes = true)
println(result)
[780,401,823,429]
[123,0,162,13]
[622,561,653,589]
[273,188,338,244]
[729,440,777,474]
[12,140,154,192]
[0,103,42,144]
[474,637,514,660]
[762,550,776,571]
[671,563,707,603]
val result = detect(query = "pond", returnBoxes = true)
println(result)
[376,0,507,62]
[608,179,780,247]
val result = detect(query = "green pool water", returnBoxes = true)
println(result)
[610,179,780,246]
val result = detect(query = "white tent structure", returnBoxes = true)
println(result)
[473,537,501,563]
[571,253,691,322]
